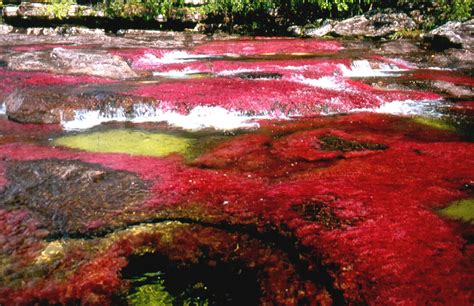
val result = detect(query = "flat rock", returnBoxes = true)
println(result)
[6,47,138,79]
[0,159,148,235]
[4,87,154,124]
[379,39,421,55]
[430,48,474,70]
[425,19,474,49]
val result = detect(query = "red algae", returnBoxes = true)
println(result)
[408,70,474,87]
[0,113,472,304]
[192,38,343,56]
[130,77,440,115]
[0,68,116,97]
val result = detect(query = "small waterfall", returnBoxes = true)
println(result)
[61,104,268,131]
[0,103,5,115]
[339,60,406,78]
[352,99,444,117]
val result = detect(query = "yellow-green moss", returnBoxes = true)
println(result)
[54,130,194,157]
[412,117,455,131]
[438,198,474,223]
[128,274,174,306]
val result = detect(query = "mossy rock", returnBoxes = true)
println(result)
[54,129,194,158]
[438,198,474,224]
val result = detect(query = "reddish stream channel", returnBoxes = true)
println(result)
[0,34,473,305]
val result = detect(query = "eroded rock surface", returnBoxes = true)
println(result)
[0,159,149,235]
[305,11,416,38]
[425,19,474,49]
[4,86,155,124]
[6,47,138,79]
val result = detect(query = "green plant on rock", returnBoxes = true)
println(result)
[46,0,76,19]
[103,0,185,20]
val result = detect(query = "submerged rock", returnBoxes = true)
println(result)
[429,48,474,70]
[424,19,474,50]
[0,159,149,235]
[6,47,138,79]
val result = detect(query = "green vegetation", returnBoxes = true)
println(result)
[412,117,455,131]
[54,129,194,158]
[438,199,474,224]
[46,0,75,19]
[36,0,474,29]
[128,272,175,306]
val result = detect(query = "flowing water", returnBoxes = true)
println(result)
[0,33,473,305]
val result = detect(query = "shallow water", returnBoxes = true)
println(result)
[0,34,473,305]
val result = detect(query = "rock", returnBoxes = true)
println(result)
[6,48,138,79]
[287,25,304,36]
[51,48,138,79]
[332,15,370,37]
[379,39,421,55]
[329,11,416,37]
[5,90,64,124]
[0,159,148,235]
[0,25,13,35]
[305,22,334,37]
[432,81,473,99]
[4,87,155,124]
[424,19,474,49]
[430,49,474,70]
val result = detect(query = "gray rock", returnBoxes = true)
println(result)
[0,25,13,35]
[305,23,334,37]
[332,15,370,36]
[379,39,421,55]
[287,25,304,36]
[424,19,474,49]
[7,48,138,79]
[330,12,416,37]
[430,48,474,70]
[433,81,473,98]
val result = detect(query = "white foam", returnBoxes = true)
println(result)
[293,76,345,90]
[352,99,443,117]
[137,51,212,67]
[218,69,259,76]
[153,68,201,78]
[61,104,268,131]
[0,103,5,115]
[339,60,406,78]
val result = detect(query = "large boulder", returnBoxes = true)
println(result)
[305,11,416,38]
[4,87,154,124]
[424,19,474,50]
[6,47,138,79]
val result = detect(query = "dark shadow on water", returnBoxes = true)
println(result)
[121,252,260,305]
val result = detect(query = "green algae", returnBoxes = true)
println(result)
[128,272,175,306]
[412,117,455,131]
[438,199,474,223]
[54,130,194,158]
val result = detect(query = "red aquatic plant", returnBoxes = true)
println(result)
[0,113,472,304]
